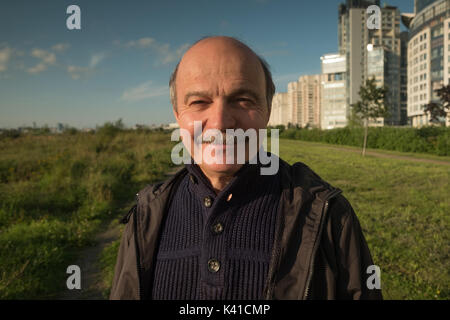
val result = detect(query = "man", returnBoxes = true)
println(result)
[110,36,382,300]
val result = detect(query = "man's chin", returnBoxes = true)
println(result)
[198,162,243,176]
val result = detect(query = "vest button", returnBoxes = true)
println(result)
[212,222,224,234]
[204,196,212,208]
[207,258,220,273]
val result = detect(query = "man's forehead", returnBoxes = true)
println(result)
[177,38,264,80]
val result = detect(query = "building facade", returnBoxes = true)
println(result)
[297,75,323,128]
[287,80,301,125]
[406,0,450,127]
[268,92,289,127]
[339,0,405,125]
[321,53,348,129]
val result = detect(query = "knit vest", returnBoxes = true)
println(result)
[151,161,281,299]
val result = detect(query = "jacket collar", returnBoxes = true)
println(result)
[136,157,342,300]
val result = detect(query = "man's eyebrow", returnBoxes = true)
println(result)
[227,88,262,102]
[184,91,211,105]
[183,88,262,105]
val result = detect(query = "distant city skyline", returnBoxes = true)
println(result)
[0,0,414,128]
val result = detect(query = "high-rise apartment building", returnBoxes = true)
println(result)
[415,0,440,13]
[269,75,322,128]
[400,31,409,125]
[321,53,348,129]
[338,0,380,106]
[268,92,289,127]
[338,0,405,125]
[287,80,301,125]
[405,0,450,127]
[297,75,323,128]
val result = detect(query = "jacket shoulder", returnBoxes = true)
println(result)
[327,193,356,235]
[136,166,188,204]
[280,159,336,196]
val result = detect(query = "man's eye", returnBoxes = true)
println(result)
[236,98,255,106]
[191,100,206,105]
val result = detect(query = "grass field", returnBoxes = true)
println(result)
[278,139,449,299]
[0,130,174,299]
[1,132,448,299]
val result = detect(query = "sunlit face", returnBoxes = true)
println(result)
[173,38,270,177]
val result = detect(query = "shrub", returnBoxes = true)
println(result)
[280,126,450,156]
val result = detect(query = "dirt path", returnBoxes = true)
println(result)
[58,166,182,300]
[58,220,121,300]
[324,145,450,166]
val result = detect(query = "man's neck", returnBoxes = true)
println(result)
[199,166,243,194]
[206,174,234,194]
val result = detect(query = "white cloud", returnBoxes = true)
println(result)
[89,52,105,67]
[67,65,90,79]
[157,43,190,65]
[121,80,168,102]
[27,48,56,74]
[28,62,48,74]
[31,49,56,64]
[0,47,13,72]
[66,53,106,79]
[125,37,155,48]
[118,37,190,65]
[51,43,70,52]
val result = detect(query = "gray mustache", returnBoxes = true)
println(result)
[194,133,249,145]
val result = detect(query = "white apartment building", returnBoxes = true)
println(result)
[321,53,348,129]
[407,0,450,127]
[268,92,289,127]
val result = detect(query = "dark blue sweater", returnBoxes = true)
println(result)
[151,161,281,299]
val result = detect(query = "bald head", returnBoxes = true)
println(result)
[169,36,275,112]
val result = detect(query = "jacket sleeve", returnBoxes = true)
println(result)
[109,211,140,300]
[331,196,383,300]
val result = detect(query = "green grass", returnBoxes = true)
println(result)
[1,131,448,300]
[278,138,449,300]
[99,224,122,299]
[0,130,175,299]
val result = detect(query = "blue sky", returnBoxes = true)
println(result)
[0,0,414,128]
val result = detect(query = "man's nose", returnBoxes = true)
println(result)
[206,98,236,130]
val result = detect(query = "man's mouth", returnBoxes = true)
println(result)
[196,134,238,146]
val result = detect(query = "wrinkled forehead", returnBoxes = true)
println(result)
[177,40,265,88]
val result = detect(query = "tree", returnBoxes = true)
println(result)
[346,105,364,128]
[350,77,390,156]
[424,84,450,125]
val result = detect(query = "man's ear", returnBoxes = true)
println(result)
[264,105,271,126]
[172,105,179,122]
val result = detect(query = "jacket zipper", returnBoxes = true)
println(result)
[133,193,144,300]
[303,188,342,300]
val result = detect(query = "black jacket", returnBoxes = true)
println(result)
[110,158,382,300]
